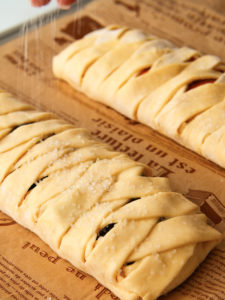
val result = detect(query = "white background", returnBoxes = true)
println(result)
[0,0,58,34]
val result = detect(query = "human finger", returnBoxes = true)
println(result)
[57,0,76,9]
[30,0,51,7]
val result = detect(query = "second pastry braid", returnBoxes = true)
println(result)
[53,25,225,169]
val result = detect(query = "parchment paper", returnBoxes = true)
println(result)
[0,1,225,299]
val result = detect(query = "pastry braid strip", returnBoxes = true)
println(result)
[53,25,225,169]
[0,90,222,300]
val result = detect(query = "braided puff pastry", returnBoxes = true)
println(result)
[0,91,222,300]
[53,25,225,169]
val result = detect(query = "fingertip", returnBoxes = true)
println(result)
[31,0,51,7]
[57,0,76,9]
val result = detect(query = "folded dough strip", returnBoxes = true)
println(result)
[89,25,130,44]
[53,26,130,79]
[13,128,97,170]
[62,27,134,87]
[0,107,66,182]
[155,83,225,140]
[120,242,217,300]
[83,167,168,251]
[88,194,196,276]
[0,112,57,177]
[97,40,178,100]
[58,163,156,256]
[181,96,225,153]
[42,142,118,176]
[85,200,220,300]
[22,161,93,227]
[90,191,200,259]
[138,57,221,128]
[85,207,220,300]
[0,119,72,154]
[98,45,201,119]
[151,46,200,71]
[87,218,158,281]
[0,92,32,115]
[52,36,98,78]
[59,200,128,268]
[82,39,174,103]
[0,91,222,300]
[98,45,180,112]
[81,41,147,98]
[0,119,81,214]
[0,128,12,141]
[8,144,115,228]
[161,241,218,295]
[0,138,39,183]
[0,110,54,130]
[62,42,119,88]
[202,124,225,167]
[58,165,161,258]
[24,146,121,225]
[0,148,68,218]
[129,214,220,261]
[99,195,200,275]
[101,167,171,202]
[105,192,199,222]
[0,125,74,196]
[19,139,122,230]
[36,156,142,250]
[114,63,186,119]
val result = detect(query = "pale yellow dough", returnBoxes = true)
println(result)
[0,91,222,300]
[53,25,225,169]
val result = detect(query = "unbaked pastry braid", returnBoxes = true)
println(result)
[0,90,222,300]
[53,25,225,169]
